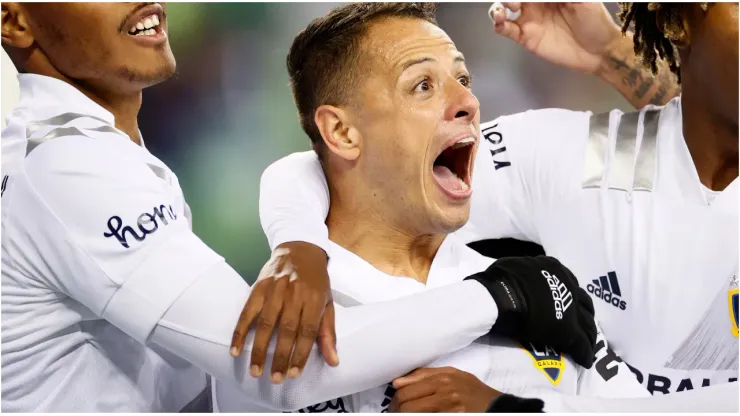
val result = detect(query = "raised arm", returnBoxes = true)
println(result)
[490,2,679,109]
[596,31,681,109]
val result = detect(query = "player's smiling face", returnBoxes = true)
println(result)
[16,2,175,94]
[350,17,481,234]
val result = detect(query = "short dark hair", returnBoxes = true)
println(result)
[618,2,708,83]
[286,2,439,154]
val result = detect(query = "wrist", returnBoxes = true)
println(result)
[595,28,632,79]
[465,271,526,336]
[276,241,329,262]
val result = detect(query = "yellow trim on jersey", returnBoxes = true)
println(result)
[729,288,738,338]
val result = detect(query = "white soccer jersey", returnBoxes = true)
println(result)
[3,74,516,412]
[462,98,738,395]
[1,74,212,412]
[214,235,648,412]
[259,97,739,398]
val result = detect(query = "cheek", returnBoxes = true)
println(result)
[33,18,115,76]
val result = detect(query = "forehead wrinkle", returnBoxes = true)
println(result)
[361,19,457,72]
[387,38,458,72]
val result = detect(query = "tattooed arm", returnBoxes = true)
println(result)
[489,3,679,110]
[596,32,681,109]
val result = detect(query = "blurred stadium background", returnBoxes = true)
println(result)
[1,3,632,283]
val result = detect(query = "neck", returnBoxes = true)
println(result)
[24,57,144,145]
[681,80,739,191]
[326,192,444,285]
[77,81,144,145]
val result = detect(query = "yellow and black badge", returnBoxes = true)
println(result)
[729,288,738,338]
[523,343,565,386]
[730,275,738,338]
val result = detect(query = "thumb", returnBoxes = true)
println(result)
[317,302,339,366]
[493,20,523,43]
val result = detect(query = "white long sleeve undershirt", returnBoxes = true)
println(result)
[149,261,498,411]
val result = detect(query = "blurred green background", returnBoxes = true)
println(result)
[2,3,632,283]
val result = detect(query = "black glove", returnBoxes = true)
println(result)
[486,394,544,413]
[465,256,597,368]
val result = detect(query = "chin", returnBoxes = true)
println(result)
[431,206,470,234]
[122,57,176,88]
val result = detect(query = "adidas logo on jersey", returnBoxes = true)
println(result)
[587,271,627,310]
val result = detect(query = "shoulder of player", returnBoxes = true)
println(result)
[482,108,592,142]
[478,108,594,180]
[479,108,593,164]
[22,134,160,192]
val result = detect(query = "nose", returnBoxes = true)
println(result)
[444,78,479,123]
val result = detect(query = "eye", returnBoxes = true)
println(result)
[458,74,472,89]
[413,78,432,93]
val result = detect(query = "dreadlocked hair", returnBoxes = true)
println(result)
[617,3,708,83]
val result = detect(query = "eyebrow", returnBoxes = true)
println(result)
[401,53,466,72]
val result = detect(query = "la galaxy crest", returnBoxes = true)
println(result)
[523,343,565,386]
[729,275,738,338]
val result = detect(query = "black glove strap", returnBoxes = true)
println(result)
[465,270,527,335]
[486,394,544,413]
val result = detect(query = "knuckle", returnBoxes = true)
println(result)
[280,319,299,334]
[299,324,319,338]
[448,391,461,403]
[256,316,275,331]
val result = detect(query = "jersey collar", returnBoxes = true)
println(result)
[16,73,116,126]
[666,96,737,210]
[14,73,147,147]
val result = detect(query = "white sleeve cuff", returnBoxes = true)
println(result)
[267,228,332,255]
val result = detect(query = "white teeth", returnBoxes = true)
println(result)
[146,28,156,35]
[458,136,475,144]
[451,136,476,149]
[130,15,161,35]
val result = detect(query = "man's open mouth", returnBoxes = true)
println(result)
[432,136,475,198]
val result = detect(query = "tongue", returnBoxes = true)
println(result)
[433,165,465,192]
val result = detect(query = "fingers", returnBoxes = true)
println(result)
[501,2,521,12]
[396,395,447,413]
[230,279,268,357]
[493,20,522,42]
[270,283,303,383]
[393,367,454,389]
[249,275,288,377]
[393,377,439,405]
[578,307,598,350]
[317,302,339,367]
[490,3,507,24]
[577,287,595,316]
[285,287,324,379]
[569,329,595,369]
[490,2,522,25]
